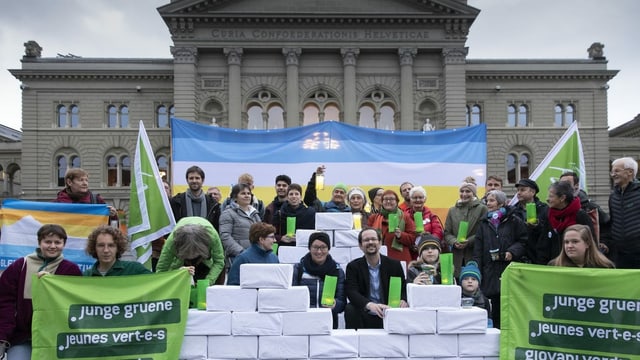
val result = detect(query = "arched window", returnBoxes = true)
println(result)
[379,105,395,130]
[247,105,264,129]
[507,150,531,184]
[108,105,118,128]
[245,90,285,129]
[55,153,81,186]
[106,153,131,187]
[57,104,80,128]
[470,104,481,126]
[518,105,528,127]
[507,104,528,127]
[302,90,341,125]
[157,105,173,128]
[358,105,376,128]
[267,105,284,129]
[358,90,397,129]
[70,105,79,128]
[303,104,320,126]
[554,103,575,127]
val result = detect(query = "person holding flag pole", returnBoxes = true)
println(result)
[129,121,176,268]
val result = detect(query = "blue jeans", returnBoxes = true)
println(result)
[7,342,31,360]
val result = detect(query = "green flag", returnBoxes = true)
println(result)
[510,121,585,205]
[129,121,175,265]
[32,270,191,359]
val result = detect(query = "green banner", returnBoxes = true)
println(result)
[501,263,640,360]
[32,270,191,359]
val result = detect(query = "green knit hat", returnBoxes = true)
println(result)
[333,183,348,193]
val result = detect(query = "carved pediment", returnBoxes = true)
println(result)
[159,0,479,19]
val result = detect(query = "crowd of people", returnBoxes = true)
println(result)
[1,156,638,358]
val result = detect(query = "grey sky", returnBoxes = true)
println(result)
[1,0,637,131]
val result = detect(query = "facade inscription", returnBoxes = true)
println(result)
[212,29,430,41]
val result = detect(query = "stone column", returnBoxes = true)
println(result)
[398,48,417,130]
[341,48,360,125]
[282,48,301,128]
[442,47,468,128]
[170,46,198,121]
[224,47,243,129]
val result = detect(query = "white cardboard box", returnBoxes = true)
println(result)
[296,229,333,248]
[316,212,353,230]
[179,335,207,360]
[258,335,310,359]
[185,309,231,335]
[239,263,293,289]
[409,334,459,357]
[258,286,310,312]
[383,307,437,334]
[231,312,283,335]
[407,283,461,309]
[283,308,333,335]
[277,246,309,264]
[357,328,409,358]
[437,307,487,334]
[334,229,360,247]
[207,335,257,359]
[458,328,501,356]
[206,285,257,312]
[309,329,359,358]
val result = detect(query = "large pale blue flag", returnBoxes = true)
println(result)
[509,121,585,205]
[129,121,175,265]
[171,118,487,220]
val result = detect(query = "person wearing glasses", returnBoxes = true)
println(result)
[226,222,279,285]
[292,232,345,329]
[367,189,417,265]
[608,157,640,268]
[344,227,408,329]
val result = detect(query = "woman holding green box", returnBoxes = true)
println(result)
[292,232,345,329]
[444,177,488,278]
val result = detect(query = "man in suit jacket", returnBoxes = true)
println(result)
[345,227,408,329]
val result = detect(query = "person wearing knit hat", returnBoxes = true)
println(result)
[459,261,491,319]
[459,179,478,198]
[293,231,346,329]
[406,234,442,285]
[308,231,331,251]
[348,186,370,225]
[444,176,487,281]
[302,165,352,213]
[368,187,383,214]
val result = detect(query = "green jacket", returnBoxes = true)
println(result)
[156,216,225,285]
[83,259,152,276]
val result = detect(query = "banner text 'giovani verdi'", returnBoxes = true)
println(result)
[501,263,640,360]
[31,270,190,359]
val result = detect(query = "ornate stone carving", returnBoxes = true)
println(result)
[587,42,605,60]
[282,48,302,66]
[24,40,42,58]
[170,46,198,64]
[341,48,360,66]
[398,48,417,66]
[224,48,244,65]
[442,47,468,65]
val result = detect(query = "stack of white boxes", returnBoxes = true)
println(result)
[180,232,500,359]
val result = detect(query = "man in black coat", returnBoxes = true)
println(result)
[345,227,408,329]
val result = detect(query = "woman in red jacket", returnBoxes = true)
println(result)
[367,189,416,266]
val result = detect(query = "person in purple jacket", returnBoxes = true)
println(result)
[0,224,82,359]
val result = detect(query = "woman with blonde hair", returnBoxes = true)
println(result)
[549,224,615,268]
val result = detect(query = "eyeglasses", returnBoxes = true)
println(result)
[382,198,397,202]
[265,234,276,239]
[610,168,630,176]
[310,245,328,251]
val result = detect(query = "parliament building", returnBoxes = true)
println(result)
[3,0,637,212]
